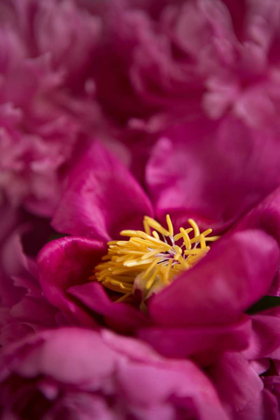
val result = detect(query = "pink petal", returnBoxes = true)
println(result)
[208,353,263,415]
[69,282,150,334]
[52,141,153,241]
[137,315,251,365]
[38,236,105,327]
[148,229,279,326]
[146,117,280,232]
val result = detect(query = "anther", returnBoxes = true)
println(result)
[91,215,219,302]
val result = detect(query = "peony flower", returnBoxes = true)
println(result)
[0,0,103,215]
[0,327,229,420]
[1,2,280,419]
[34,138,280,365]
[91,0,280,133]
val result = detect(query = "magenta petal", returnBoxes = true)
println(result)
[146,118,280,232]
[69,282,150,333]
[10,297,57,328]
[0,323,37,347]
[230,186,280,295]
[0,226,40,307]
[34,0,101,86]
[232,186,280,296]
[0,202,18,246]
[260,389,280,420]
[148,230,279,326]
[137,315,251,365]
[2,329,117,385]
[38,236,106,327]
[117,359,228,420]
[243,314,280,361]
[52,141,154,241]
[233,186,280,242]
[208,353,263,416]
[0,327,229,419]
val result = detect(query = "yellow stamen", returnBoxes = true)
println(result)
[174,228,193,241]
[188,219,200,237]
[190,229,212,244]
[152,231,160,240]
[146,265,161,290]
[184,247,210,255]
[173,245,182,260]
[115,293,131,303]
[180,227,191,250]
[144,219,151,236]
[205,236,220,241]
[143,258,160,280]
[200,234,206,249]
[91,215,219,301]
[166,214,174,236]
[163,259,173,284]
[144,216,170,237]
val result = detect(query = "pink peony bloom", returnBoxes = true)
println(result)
[92,0,280,133]
[0,327,229,420]
[34,140,280,365]
[0,0,103,215]
[1,1,280,418]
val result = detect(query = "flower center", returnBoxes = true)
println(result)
[92,215,219,301]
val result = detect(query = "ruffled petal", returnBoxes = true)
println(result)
[38,236,105,327]
[146,117,280,232]
[148,229,279,326]
[69,282,150,334]
[137,315,251,365]
[0,327,229,420]
[52,141,154,241]
[208,353,264,418]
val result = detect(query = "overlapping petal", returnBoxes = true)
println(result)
[148,229,279,326]
[0,222,58,346]
[0,327,229,420]
[38,236,105,327]
[52,141,154,240]
[69,282,150,333]
[137,315,251,365]
[146,117,280,232]
[208,353,265,419]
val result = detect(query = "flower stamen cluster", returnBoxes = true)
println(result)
[92,215,219,301]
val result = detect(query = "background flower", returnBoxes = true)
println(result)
[0,327,229,420]
[90,0,280,133]
[0,0,103,215]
